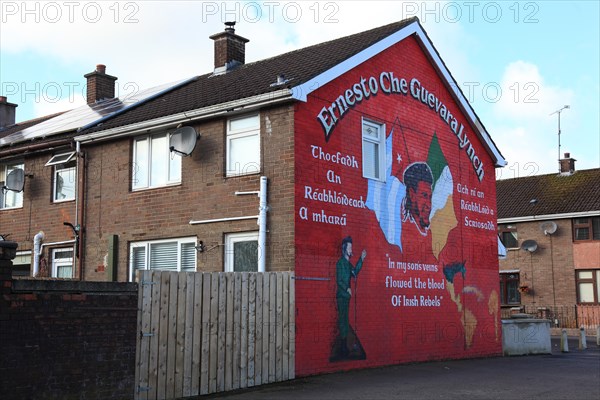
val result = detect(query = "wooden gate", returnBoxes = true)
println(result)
[134,271,295,399]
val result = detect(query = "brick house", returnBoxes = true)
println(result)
[1,18,508,373]
[497,155,600,327]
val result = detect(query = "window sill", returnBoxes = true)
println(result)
[53,199,75,204]
[225,171,262,179]
[131,182,182,193]
[0,206,23,211]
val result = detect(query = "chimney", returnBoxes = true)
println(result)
[0,96,18,129]
[84,64,118,104]
[559,152,576,174]
[209,22,249,74]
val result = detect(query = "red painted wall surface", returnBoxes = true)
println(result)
[294,35,502,376]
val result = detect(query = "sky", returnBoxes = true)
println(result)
[1,0,598,178]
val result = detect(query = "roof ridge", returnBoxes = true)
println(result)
[239,18,418,70]
[497,167,600,183]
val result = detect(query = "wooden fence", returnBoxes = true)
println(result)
[134,271,295,399]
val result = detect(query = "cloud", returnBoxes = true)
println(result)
[494,61,574,120]
[490,61,576,177]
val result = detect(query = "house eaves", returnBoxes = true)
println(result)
[75,89,293,143]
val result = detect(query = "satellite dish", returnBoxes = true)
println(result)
[4,168,25,192]
[540,221,558,235]
[169,126,198,156]
[521,239,538,253]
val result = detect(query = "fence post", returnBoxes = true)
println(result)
[578,326,587,350]
[560,329,569,353]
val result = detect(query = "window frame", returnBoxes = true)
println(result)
[499,271,521,305]
[132,131,182,191]
[12,250,31,277]
[53,160,77,203]
[226,113,261,177]
[576,269,600,304]
[45,151,76,167]
[51,247,74,279]
[0,161,25,210]
[129,236,197,281]
[361,118,386,181]
[573,217,600,242]
[224,231,262,272]
[498,224,519,249]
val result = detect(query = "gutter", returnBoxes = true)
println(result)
[75,89,294,144]
[498,210,600,224]
[0,137,72,158]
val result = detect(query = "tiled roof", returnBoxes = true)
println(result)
[496,168,600,219]
[82,18,418,134]
[0,112,66,139]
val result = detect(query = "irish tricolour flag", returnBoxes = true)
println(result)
[427,133,457,259]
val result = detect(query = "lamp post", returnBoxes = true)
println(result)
[550,105,570,173]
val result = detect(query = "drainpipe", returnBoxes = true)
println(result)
[75,141,85,280]
[32,231,45,277]
[258,176,268,273]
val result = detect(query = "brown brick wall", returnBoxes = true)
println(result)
[0,103,295,282]
[81,103,295,281]
[0,146,79,276]
[0,274,138,400]
[499,219,577,307]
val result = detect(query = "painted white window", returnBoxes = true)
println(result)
[129,237,197,281]
[13,250,31,277]
[362,119,386,181]
[132,132,181,190]
[226,114,260,176]
[53,161,76,202]
[0,161,24,209]
[46,151,75,166]
[224,231,262,272]
[52,248,74,278]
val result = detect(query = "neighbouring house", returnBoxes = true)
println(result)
[497,154,600,328]
[1,18,506,375]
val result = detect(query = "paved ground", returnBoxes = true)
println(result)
[201,337,600,400]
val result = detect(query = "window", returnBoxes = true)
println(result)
[52,248,74,278]
[129,237,196,281]
[226,114,260,176]
[362,119,385,181]
[576,270,600,304]
[46,151,75,166]
[132,132,181,190]
[573,217,600,241]
[0,161,24,209]
[53,161,76,202]
[12,251,31,277]
[498,224,518,249]
[500,272,521,305]
[225,232,262,272]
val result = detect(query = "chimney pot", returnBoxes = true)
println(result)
[84,64,118,104]
[209,23,249,74]
[559,153,576,174]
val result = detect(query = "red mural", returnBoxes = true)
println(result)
[294,36,502,376]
